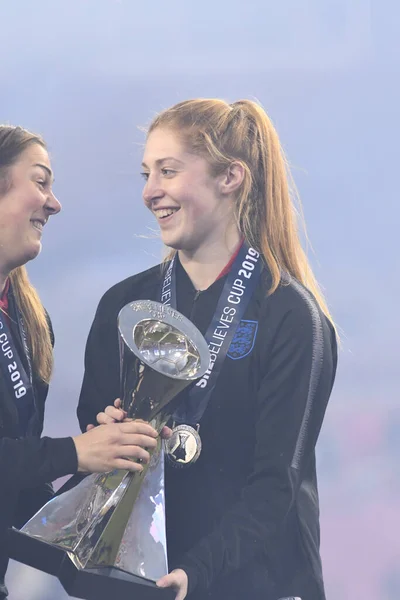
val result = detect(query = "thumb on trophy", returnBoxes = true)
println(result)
[160,425,173,439]
[157,568,188,600]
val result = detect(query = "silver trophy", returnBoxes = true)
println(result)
[8,300,210,599]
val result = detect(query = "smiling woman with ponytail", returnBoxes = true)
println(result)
[78,98,338,600]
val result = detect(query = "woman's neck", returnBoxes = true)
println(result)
[178,230,242,291]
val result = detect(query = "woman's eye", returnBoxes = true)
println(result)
[37,180,46,189]
[161,168,175,177]
[140,172,149,181]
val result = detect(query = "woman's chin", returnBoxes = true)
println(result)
[23,243,42,264]
[160,232,183,250]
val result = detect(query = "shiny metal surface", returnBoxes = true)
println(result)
[21,300,210,582]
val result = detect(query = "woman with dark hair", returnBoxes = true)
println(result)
[0,125,162,600]
[78,99,338,600]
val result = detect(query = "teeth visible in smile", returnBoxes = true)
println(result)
[155,208,178,219]
[32,220,43,231]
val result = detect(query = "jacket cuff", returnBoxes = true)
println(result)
[47,436,78,479]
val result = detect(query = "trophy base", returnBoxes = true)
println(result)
[7,528,174,599]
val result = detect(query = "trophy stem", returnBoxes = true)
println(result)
[69,471,134,569]
[83,450,156,569]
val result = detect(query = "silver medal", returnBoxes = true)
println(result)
[165,424,202,468]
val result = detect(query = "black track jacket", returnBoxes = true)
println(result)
[77,259,337,600]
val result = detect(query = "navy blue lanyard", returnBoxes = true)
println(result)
[160,243,262,424]
[0,298,36,436]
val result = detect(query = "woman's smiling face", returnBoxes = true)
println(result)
[142,128,235,254]
[0,143,61,272]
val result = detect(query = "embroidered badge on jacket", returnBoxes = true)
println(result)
[227,319,258,360]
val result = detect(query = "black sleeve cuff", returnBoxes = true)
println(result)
[39,436,78,483]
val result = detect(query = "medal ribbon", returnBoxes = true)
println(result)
[160,243,262,424]
[0,296,37,436]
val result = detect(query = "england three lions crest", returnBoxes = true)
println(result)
[227,320,258,360]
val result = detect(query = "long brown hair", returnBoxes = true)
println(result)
[0,125,53,383]
[147,98,334,325]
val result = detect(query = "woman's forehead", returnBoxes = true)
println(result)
[10,144,54,183]
[145,128,183,152]
[142,128,198,167]
[19,143,50,165]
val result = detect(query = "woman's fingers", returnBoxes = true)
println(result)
[119,421,158,438]
[96,412,112,425]
[95,407,169,446]
[160,425,173,439]
[74,421,160,474]
[105,404,125,420]
[96,407,124,425]
[114,458,144,472]
[121,434,157,452]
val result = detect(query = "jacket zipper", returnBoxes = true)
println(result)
[189,290,202,322]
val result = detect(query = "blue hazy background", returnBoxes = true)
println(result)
[1,0,399,598]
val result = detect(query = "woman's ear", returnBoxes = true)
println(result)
[218,161,245,196]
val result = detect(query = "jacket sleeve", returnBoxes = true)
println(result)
[176,299,338,593]
[0,435,78,493]
[21,310,62,528]
[77,295,121,433]
[0,311,77,511]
